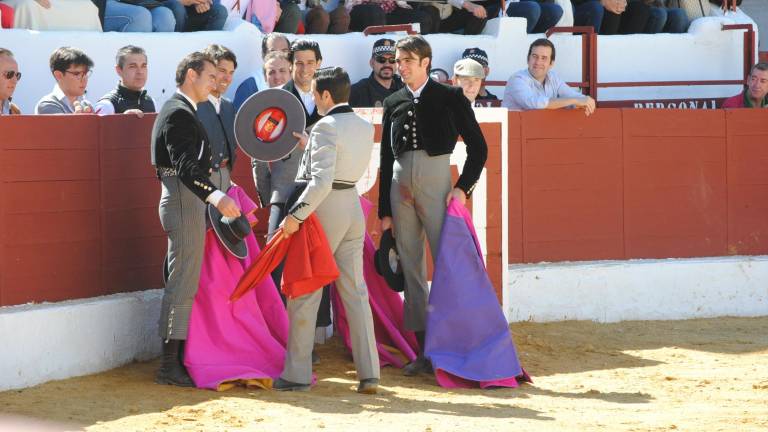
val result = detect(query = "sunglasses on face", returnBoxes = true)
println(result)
[375,56,396,65]
[3,70,21,81]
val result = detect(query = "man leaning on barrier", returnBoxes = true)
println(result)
[502,38,596,116]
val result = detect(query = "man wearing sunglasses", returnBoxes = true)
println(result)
[0,48,21,115]
[349,38,403,108]
[35,47,95,115]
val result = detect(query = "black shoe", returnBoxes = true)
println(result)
[357,378,379,394]
[273,377,311,392]
[403,356,432,377]
[312,350,320,365]
[155,339,195,387]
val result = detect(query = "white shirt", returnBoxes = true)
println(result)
[176,89,198,110]
[208,94,222,114]
[297,86,315,114]
[502,68,584,111]
[406,77,429,98]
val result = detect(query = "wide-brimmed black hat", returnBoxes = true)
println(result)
[234,88,306,162]
[374,229,405,292]
[207,204,252,259]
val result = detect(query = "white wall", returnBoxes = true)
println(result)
[505,256,768,323]
[0,290,162,391]
[0,13,759,113]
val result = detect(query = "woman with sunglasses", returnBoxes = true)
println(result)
[0,48,21,115]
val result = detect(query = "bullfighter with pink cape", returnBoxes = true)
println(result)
[184,185,289,391]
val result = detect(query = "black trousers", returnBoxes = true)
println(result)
[600,0,651,35]
[350,3,440,34]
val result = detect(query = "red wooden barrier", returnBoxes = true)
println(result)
[507,108,768,264]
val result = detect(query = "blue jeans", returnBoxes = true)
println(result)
[163,0,227,31]
[573,0,604,33]
[103,0,176,32]
[646,7,688,33]
[506,0,563,33]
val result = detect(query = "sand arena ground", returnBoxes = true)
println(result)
[1,317,766,432]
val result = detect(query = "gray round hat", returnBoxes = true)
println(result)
[234,88,307,162]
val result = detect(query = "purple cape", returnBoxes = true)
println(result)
[425,199,531,389]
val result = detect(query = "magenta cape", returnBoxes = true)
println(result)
[184,186,289,391]
[331,197,419,368]
[425,199,531,389]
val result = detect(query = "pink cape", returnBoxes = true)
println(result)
[332,198,419,368]
[184,186,289,391]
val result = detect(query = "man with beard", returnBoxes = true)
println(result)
[349,38,403,108]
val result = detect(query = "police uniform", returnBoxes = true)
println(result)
[281,104,379,385]
[349,39,404,108]
[378,78,488,333]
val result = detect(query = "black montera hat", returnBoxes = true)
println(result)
[374,229,405,292]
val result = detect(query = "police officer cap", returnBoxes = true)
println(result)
[461,47,489,67]
[372,38,396,56]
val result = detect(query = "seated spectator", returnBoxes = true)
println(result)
[0,2,14,28]
[164,0,227,31]
[722,63,768,108]
[263,50,291,88]
[429,68,449,84]
[505,0,563,33]
[462,47,498,102]
[35,47,95,114]
[502,38,595,115]
[233,32,290,110]
[349,38,403,108]
[452,58,484,104]
[346,0,437,35]
[95,45,155,115]
[421,0,498,35]
[646,0,688,33]
[2,0,102,31]
[103,0,176,32]
[304,0,349,34]
[0,48,21,114]
[572,0,655,34]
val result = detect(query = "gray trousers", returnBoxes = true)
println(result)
[281,188,380,384]
[391,150,452,332]
[158,176,207,341]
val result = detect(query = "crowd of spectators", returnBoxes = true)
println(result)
[0,0,745,34]
[2,31,763,118]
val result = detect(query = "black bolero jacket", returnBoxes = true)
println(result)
[378,79,488,218]
[151,93,218,202]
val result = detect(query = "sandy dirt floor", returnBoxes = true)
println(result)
[1,317,767,432]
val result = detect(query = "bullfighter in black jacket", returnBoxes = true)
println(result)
[151,51,241,387]
[378,35,488,376]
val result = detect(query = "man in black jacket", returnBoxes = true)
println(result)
[349,38,404,108]
[379,35,488,376]
[197,44,238,193]
[96,45,155,115]
[151,51,241,387]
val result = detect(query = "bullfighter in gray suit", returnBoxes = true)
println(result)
[197,45,239,192]
[274,67,380,394]
[151,51,241,387]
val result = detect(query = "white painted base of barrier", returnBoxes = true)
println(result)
[3,256,768,391]
[505,256,768,323]
[0,290,163,392]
